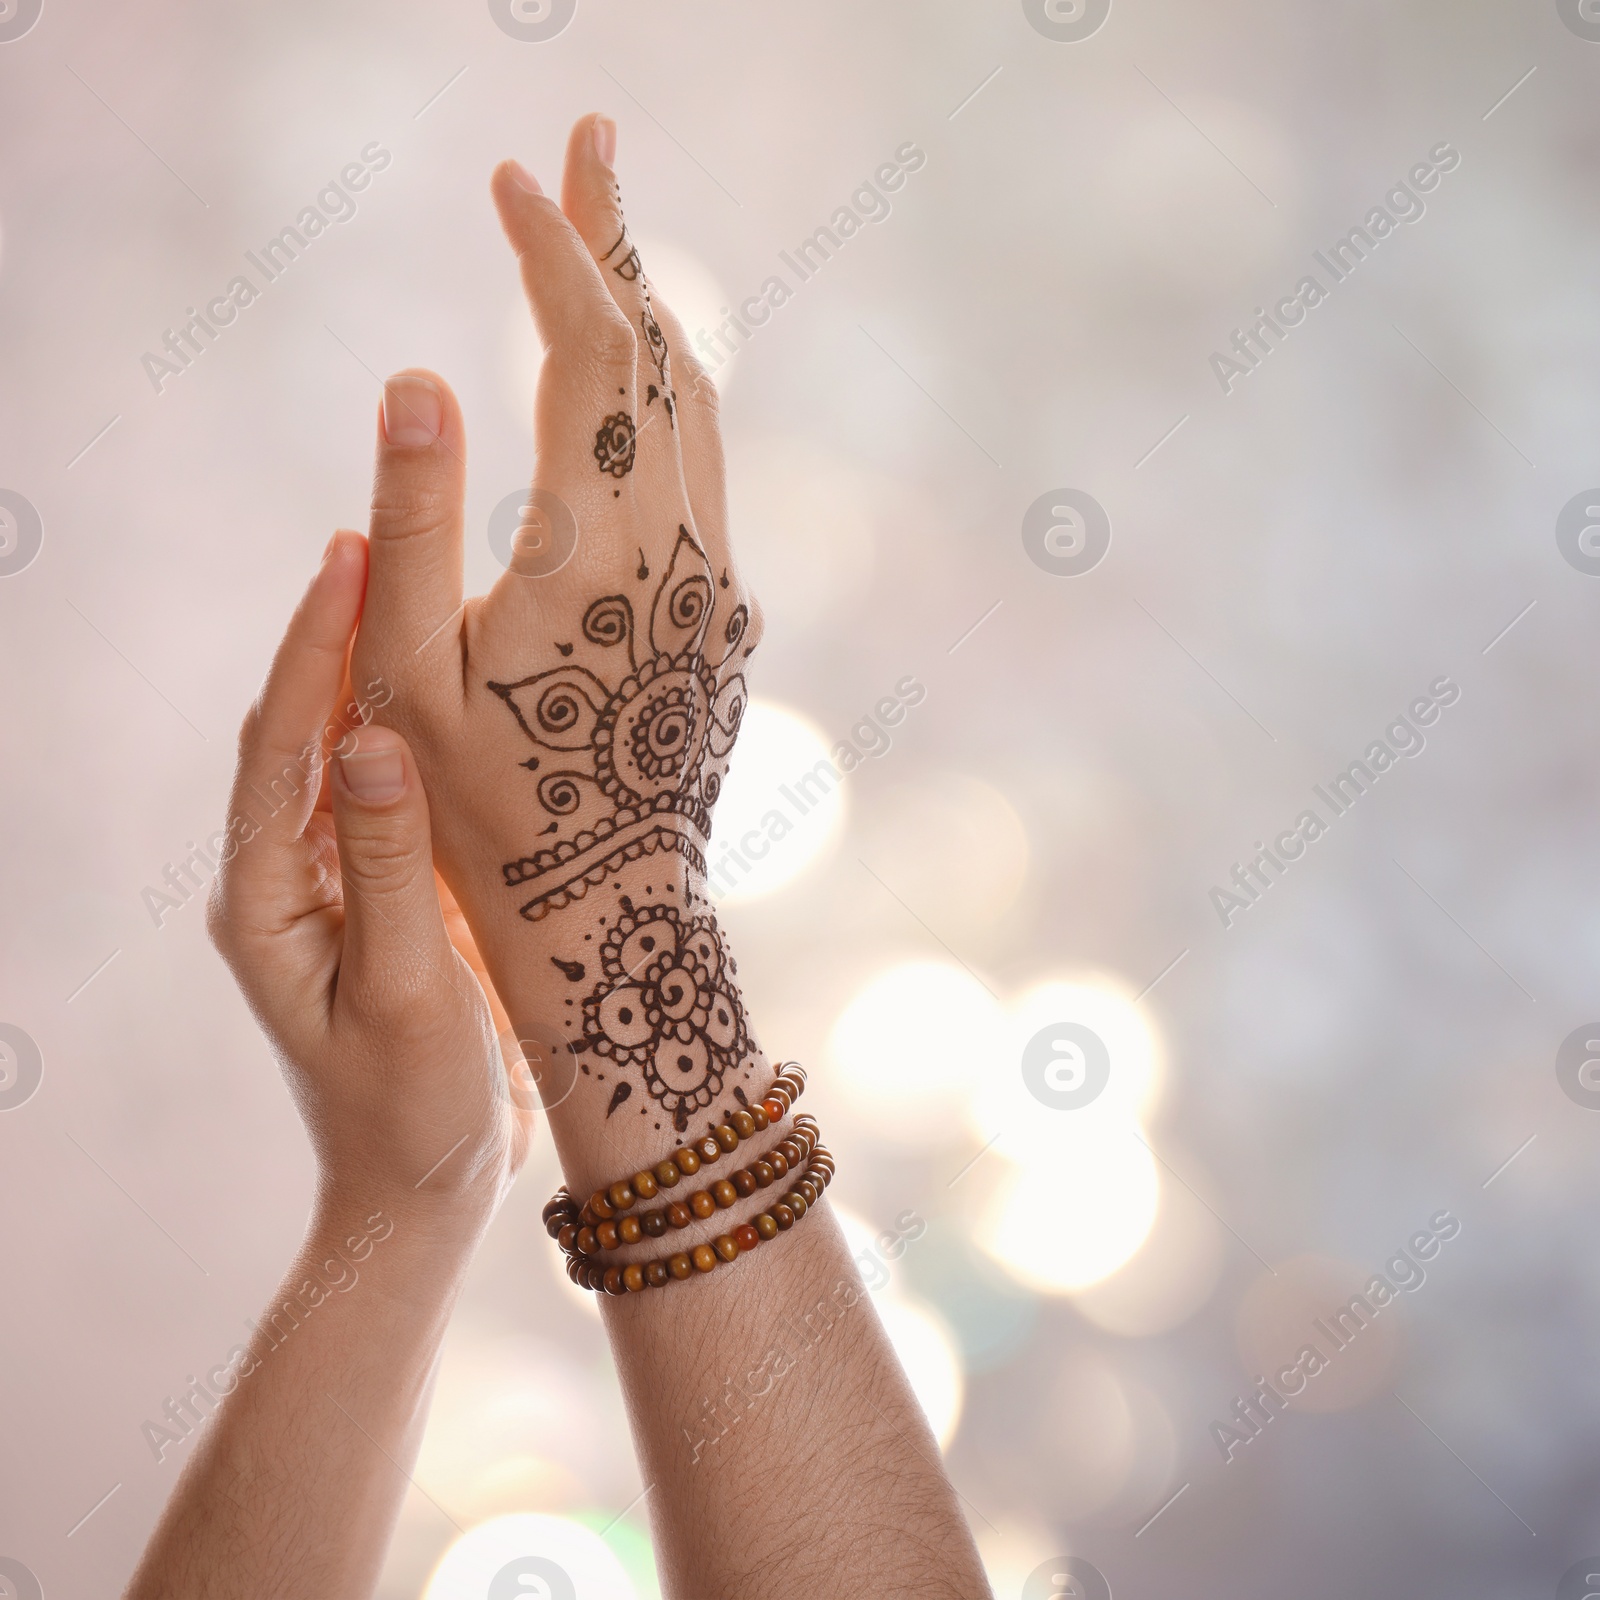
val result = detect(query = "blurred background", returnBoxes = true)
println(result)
[4,0,1600,1594]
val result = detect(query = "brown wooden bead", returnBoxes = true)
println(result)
[797,1179,818,1206]
[645,1260,671,1288]
[730,1109,757,1139]
[786,1193,808,1220]
[711,1178,738,1209]
[668,1252,694,1280]
[733,1168,758,1198]
[589,1190,615,1221]
[623,1263,647,1292]
[641,1209,669,1238]
[566,1255,584,1283]
[733,1223,760,1252]
[632,1169,659,1201]
[602,1266,626,1295]
[691,1243,718,1273]
[557,1223,578,1251]
[695,1135,722,1164]
[768,1151,790,1179]
[772,1202,795,1230]
[541,1193,572,1225]
[754,1212,779,1240]
[674,1147,701,1176]
[714,1123,740,1152]
[777,1140,801,1165]
[608,1179,636,1212]
[714,1233,741,1262]
[575,1227,599,1256]
[752,1160,775,1188]
[761,1096,786,1122]
[618,1215,643,1246]
[689,1189,717,1220]
[666,1201,694,1229]
[596,1220,620,1251]
[749,1104,770,1132]
[653,1158,682,1187]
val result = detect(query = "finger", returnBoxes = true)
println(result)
[329,724,459,1010]
[227,531,366,878]
[359,368,467,705]
[558,115,685,502]
[491,157,638,509]
[644,291,728,555]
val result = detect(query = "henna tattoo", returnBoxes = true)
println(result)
[489,526,749,921]
[606,1081,632,1116]
[594,412,636,478]
[550,956,585,981]
[573,900,750,1130]
[602,226,642,282]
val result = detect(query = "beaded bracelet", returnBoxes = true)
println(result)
[552,1115,822,1258]
[540,1063,807,1250]
[562,1137,835,1295]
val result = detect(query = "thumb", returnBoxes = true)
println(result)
[330,724,454,1002]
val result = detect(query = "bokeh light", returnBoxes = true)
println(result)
[705,699,844,903]
[423,1513,637,1600]
[828,960,1004,1143]
[978,1131,1161,1294]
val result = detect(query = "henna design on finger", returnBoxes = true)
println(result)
[601,226,642,282]
[594,412,636,477]
[606,1081,632,1116]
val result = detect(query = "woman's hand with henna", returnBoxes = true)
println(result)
[350,115,766,1185]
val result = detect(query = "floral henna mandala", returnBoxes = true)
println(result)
[487,526,750,924]
[578,899,750,1127]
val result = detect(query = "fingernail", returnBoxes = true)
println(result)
[382,376,442,448]
[322,532,338,562]
[339,747,406,803]
[508,159,543,195]
[593,116,616,168]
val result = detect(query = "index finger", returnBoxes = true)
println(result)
[224,532,368,875]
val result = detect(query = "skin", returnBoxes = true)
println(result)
[129,116,990,1600]
[125,535,534,1598]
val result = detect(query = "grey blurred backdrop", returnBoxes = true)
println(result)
[5,0,1600,1595]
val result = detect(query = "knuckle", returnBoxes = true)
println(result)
[590,313,637,369]
[369,471,458,544]
[343,827,428,893]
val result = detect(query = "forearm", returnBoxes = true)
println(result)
[607,1205,988,1599]
[489,867,991,1600]
[125,1194,480,1600]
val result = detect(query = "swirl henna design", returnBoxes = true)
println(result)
[488,526,749,923]
[543,880,764,1134]
[581,899,750,1128]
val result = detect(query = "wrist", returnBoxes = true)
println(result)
[482,864,773,1195]
[308,1184,485,1303]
